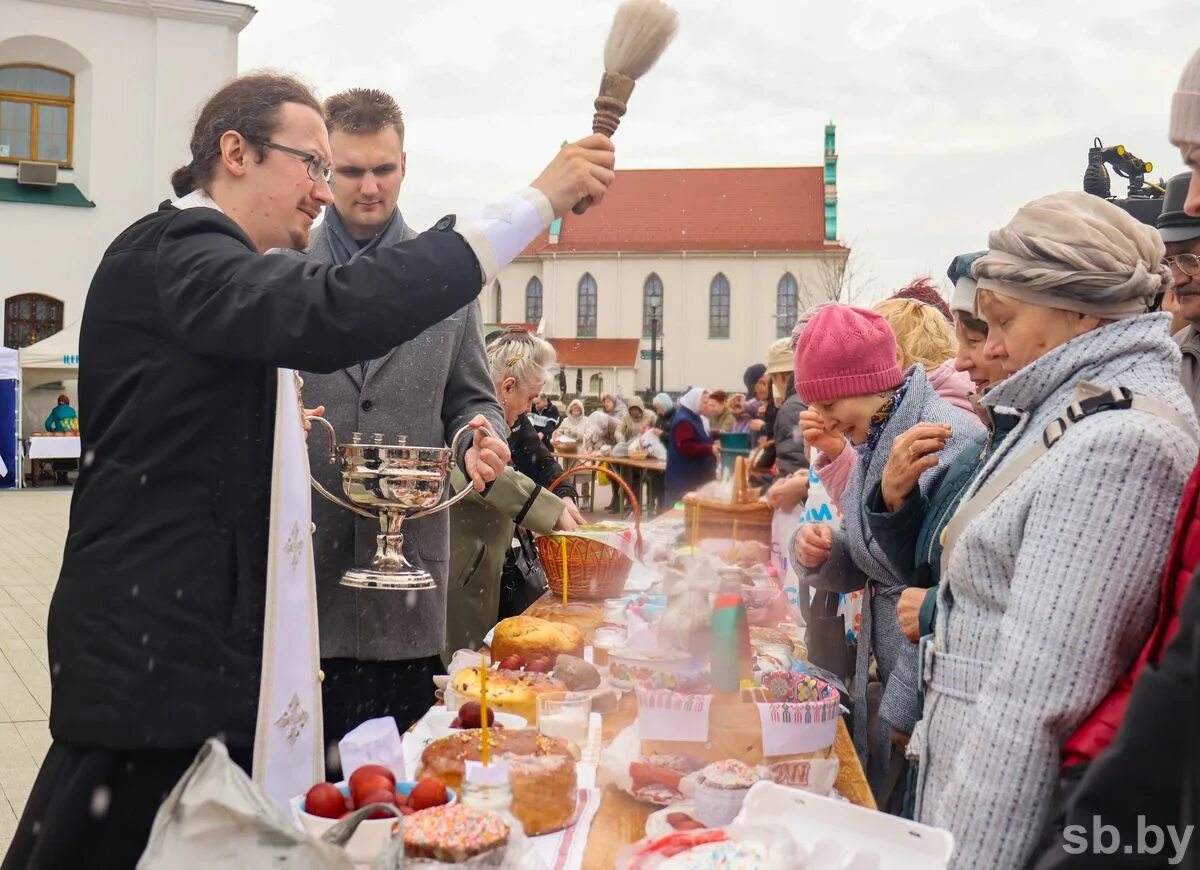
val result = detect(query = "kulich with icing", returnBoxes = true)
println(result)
[402,803,510,863]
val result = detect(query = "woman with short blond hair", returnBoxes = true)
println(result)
[874,297,975,414]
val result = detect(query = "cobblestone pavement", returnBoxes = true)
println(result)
[0,488,67,853]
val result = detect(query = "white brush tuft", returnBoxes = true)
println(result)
[602,0,680,81]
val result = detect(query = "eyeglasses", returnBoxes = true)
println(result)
[247,138,333,185]
[1164,253,1200,278]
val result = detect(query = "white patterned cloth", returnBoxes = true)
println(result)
[915,314,1198,868]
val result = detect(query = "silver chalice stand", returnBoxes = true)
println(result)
[306,419,486,591]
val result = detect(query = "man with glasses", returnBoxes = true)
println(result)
[1158,170,1200,417]
[298,89,508,763]
[4,71,615,869]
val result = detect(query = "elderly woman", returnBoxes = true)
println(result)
[791,304,983,808]
[446,331,584,650]
[618,395,656,442]
[912,192,1198,869]
[664,387,718,505]
[553,399,588,445]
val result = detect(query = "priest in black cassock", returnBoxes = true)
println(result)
[1,72,615,870]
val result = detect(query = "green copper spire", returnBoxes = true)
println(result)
[824,121,838,242]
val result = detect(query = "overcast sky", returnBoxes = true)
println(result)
[239,0,1198,303]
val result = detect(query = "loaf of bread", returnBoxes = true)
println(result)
[524,600,605,643]
[490,616,584,664]
[417,729,578,837]
[451,666,567,724]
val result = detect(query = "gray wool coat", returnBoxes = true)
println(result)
[302,210,505,662]
[915,314,1198,869]
[795,366,984,787]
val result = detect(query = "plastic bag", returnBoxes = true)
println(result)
[137,738,388,870]
[799,449,863,646]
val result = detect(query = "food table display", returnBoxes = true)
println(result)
[287,505,952,868]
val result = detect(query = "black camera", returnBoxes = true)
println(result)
[1083,137,1166,226]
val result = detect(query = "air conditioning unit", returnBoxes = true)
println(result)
[16,161,58,187]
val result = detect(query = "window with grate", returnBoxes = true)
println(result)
[709,273,730,338]
[525,276,543,324]
[577,273,597,337]
[0,65,73,166]
[4,293,63,349]
[776,273,798,338]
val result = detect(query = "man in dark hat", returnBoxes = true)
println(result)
[1158,170,1200,417]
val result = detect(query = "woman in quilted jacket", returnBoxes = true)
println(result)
[913,191,1197,869]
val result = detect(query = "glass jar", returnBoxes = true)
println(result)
[592,624,627,668]
[461,760,513,813]
[601,598,629,626]
[461,779,513,813]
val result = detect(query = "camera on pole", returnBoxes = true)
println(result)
[1083,137,1166,226]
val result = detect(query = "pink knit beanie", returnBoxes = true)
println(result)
[793,304,904,404]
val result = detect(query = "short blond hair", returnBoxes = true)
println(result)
[872,297,957,372]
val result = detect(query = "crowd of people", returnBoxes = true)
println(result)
[774,54,1200,870]
[7,30,1200,870]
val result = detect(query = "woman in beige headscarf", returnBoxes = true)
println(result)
[914,191,1197,868]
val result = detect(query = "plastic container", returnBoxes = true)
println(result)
[607,647,694,691]
[732,781,954,869]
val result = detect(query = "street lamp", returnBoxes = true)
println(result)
[649,303,661,395]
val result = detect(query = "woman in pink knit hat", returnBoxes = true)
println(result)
[790,303,983,812]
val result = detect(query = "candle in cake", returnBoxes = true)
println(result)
[691,503,700,550]
[479,660,489,765]
[560,535,569,605]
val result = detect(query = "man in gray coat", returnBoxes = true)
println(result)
[302,89,508,761]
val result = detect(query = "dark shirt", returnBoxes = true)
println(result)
[510,414,577,501]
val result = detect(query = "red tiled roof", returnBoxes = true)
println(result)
[522,167,834,255]
[548,338,640,368]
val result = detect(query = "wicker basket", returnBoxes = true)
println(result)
[682,455,773,545]
[551,434,579,455]
[536,464,643,600]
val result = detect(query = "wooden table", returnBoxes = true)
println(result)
[552,452,666,514]
[577,691,873,868]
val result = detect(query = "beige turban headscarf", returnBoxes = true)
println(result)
[972,191,1168,321]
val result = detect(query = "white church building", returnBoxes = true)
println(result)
[490,125,848,397]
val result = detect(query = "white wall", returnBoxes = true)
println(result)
[0,0,246,330]
[499,250,846,394]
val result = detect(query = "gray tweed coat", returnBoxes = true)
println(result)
[302,210,505,662]
[795,366,984,787]
[915,314,1198,869]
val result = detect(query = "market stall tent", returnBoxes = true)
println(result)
[19,321,80,389]
[0,346,17,488]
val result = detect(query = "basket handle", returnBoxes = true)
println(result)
[548,463,643,558]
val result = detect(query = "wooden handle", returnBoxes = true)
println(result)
[570,75,634,216]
